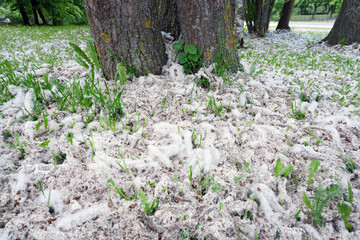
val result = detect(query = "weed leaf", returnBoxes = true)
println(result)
[173,39,184,52]
[184,44,197,54]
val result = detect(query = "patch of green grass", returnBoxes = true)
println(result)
[287,101,305,120]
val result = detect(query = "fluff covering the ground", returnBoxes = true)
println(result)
[0,26,359,239]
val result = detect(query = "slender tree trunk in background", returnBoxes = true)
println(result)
[246,0,276,37]
[83,0,167,79]
[177,0,238,64]
[329,6,335,19]
[19,4,30,26]
[276,0,295,30]
[312,3,321,20]
[31,0,40,25]
[323,0,360,45]
[158,0,180,39]
[37,7,48,25]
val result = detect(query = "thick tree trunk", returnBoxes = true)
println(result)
[31,0,40,25]
[246,0,276,37]
[19,4,30,26]
[276,0,295,30]
[158,0,180,39]
[177,0,237,63]
[83,0,167,79]
[323,0,360,45]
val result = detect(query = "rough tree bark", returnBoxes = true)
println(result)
[158,0,180,39]
[83,0,167,79]
[276,0,295,30]
[323,0,360,45]
[177,0,238,63]
[246,0,276,37]
[19,3,30,26]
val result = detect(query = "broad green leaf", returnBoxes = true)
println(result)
[184,44,197,54]
[72,56,89,69]
[172,39,184,52]
[280,165,294,177]
[39,140,50,148]
[302,192,312,210]
[274,158,293,177]
[178,53,187,64]
[188,54,200,62]
[86,38,100,70]
[274,158,283,177]
[196,48,203,58]
[117,63,127,83]
[69,42,91,64]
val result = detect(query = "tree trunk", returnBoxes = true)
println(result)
[246,0,276,37]
[234,0,246,47]
[276,0,295,30]
[83,0,167,79]
[37,7,48,25]
[19,3,30,26]
[177,0,237,63]
[31,0,40,25]
[329,6,335,19]
[323,0,360,45]
[312,3,321,20]
[158,0,180,39]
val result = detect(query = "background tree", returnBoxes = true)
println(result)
[246,0,276,36]
[2,0,87,25]
[30,0,47,25]
[276,0,296,30]
[322,0,360,45]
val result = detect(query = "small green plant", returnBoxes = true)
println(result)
[117,149,130,175]
[307,160,320,187]
[10,133,28,156]
[299,92,310,102]
[64,133,74,145]
[243,162,252,174]
[302,184,343,227]
[341,155,355,173]
[337,202,352,232]
[106,178,133,201]
[38,180,45,198]
[195,75,210,90]
[294,208,302,221]
[173,39,203,75]
[138,190,159,216]
[162,95,167,109]
[274,158,294,177]
[287,101,305,120]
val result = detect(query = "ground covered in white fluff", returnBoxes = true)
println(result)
[0,26,359,240]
